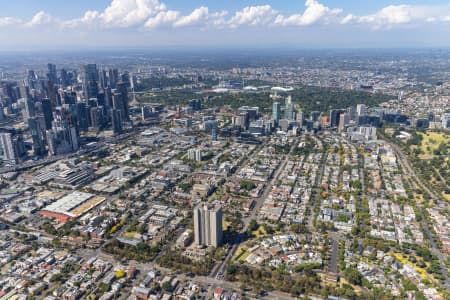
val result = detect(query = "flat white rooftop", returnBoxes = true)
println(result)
[42,191,94,217]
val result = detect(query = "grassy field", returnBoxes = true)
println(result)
[418,132,450,157]
[222,220,231,231]
[123,231,137,238]
[442,193,450,201]
[252,225,268,238]
[233,246,250,261]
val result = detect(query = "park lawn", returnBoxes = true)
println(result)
[442,193,450,201]
[123,231,137,238]
[222,220,231,231]
[252,225,268,238]
[418,132,450,157]
[338,277,364,294]
[233,246,249,261]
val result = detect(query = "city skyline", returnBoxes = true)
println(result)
[0,0,449,49]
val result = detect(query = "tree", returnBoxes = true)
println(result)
[248,220,259,232]
[115,269,126,279]
[344,267,362,285]
[162,281,173,292]
[240,180,256,191]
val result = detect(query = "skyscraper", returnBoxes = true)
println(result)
[47,63,57,84]
[211,129,218,141]
[272,102,281,125]
[116,81,130,121]
[75,102,89,132]
[28,117,46,156]
[89,106,104,130]
[338,113,350,132]
[193,203,223,248]
[83,64,99,100]
[60,69,69,87]
[311,111,320,122]
[100,69,108,89]
[189,99,202,111]
[284,96,294,120]
[296,110,305,126]
[111,108,123,135]
[0,133,18,165]
[329,109,343,128]
[40,98,53,130]
[104,87,113,108]
[356,104,367,117]
[46,79,58,108]
[108,69,119,89]
[46,119,79,156]
[23,98,35,120]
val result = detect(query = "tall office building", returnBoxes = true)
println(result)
[100,69,108,89]
[284,96,294,120]
[108,69,119,89]
[83,64,99,100]
[338,113,350,132]
[311,111,321,122]
[232,112,249,130]
[75,102,89,132]
[20,83,31,100]
[0,133,18,165]
[347,106,356,121]
[22,98,35,120]
[238,106,259,120]
[296,110,305,126]
[28,116,46,156]
[111,108,123,135]
[272,102,281,125]
[46,119,80,156]
[40,98,53,130]
[189,99,202,111]
[47,64,57,84]
[211,129,218,141]
[104,87,113,108]
[46,79,58,108]
[356,104,367,117]
[116,81,130,121]
[329,109,343,128]
[60,69,70,87]
[89,106,104,130]
[193,203,223,248]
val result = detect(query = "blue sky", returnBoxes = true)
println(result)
[0,0,449,49]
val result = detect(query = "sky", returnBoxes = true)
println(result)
[0,0,449,50]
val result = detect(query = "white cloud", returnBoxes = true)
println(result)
[0,0,449,34]
[275,0,342,26]
[0,17,22,27]
[101,0,166,27]
[25,11,53,27]
[344,4,450,29]
[174,6,209,27]
[210,11,228,27]
[144,10,180,29]
[63,11,100,28]
[358,5,414,27]
[228,5,277,29]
